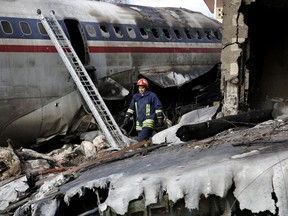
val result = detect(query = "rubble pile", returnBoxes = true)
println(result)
[1,108,288,215]
[11,116,288,216]
[0,131,112,214]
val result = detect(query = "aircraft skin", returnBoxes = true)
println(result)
[0,0,222,147]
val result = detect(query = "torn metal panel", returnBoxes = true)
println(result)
[12,118,288,216]
[140,64,216,88]
[2,91,83,148]
[232,150,288,215]
[0,176,29,211]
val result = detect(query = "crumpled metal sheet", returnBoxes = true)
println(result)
[152,106,219,145]
[12,120,288,216]
[0,176,29,211]
[140,64,215,88]
[3,91,82,147]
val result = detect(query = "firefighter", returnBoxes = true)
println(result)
[123,78,164,142]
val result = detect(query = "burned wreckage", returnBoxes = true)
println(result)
[2,107,288,216]
[2,0,288,216]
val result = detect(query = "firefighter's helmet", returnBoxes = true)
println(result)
[136,78,149,89]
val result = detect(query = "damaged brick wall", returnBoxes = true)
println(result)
[221,0,288,116]
[221,0,249,116]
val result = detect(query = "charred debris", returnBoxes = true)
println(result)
[2,63,288,215]
[2,107,288,216]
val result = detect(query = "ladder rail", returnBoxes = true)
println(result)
[39,11,128,149]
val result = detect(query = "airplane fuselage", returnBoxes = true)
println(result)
[0,0,222,147]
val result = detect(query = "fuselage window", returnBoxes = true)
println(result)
[86,24,96,37]
[0,21,13,34]
[139,28,148,39]
[113,26,123,38]
[196,30,202,39]
[214,30,221,40]
[151,28,159,39]
[19,21,32,35]
[174,29,182,39]
[37,22,47,35]
[163,29,171,39]
[100,25,110,38]
[126,27,136,39]
[205,30,212,40]
[184,28,192,39]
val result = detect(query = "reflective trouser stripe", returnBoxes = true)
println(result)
[143,119,154,128]
[136,121,142,131]
[136,119,154,131]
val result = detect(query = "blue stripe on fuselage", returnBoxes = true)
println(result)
[0,16,222,44]
[0,17,66,40]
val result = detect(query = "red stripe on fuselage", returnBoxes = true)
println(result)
[0,45,221,53]
[0,45,57,52]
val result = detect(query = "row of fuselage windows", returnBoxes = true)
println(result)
[0,19,221,42]
[0,20,47,36]
[89,24,221,41]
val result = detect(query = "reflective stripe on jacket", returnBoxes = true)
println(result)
[127,90,162,130]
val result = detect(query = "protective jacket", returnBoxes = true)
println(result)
[126,90,163,131]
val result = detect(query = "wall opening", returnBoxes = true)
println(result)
[243,1,288,110]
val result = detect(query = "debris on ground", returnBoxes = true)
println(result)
[1,107,288,215]
[0,145,21,181]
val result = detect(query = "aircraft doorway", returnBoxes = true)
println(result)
[64,19,90,65]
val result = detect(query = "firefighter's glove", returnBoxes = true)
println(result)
[157,117,164,127]
[123,115,130,126]
[156,112,164,127]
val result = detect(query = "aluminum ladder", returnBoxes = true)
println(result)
[39,10,128,149]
